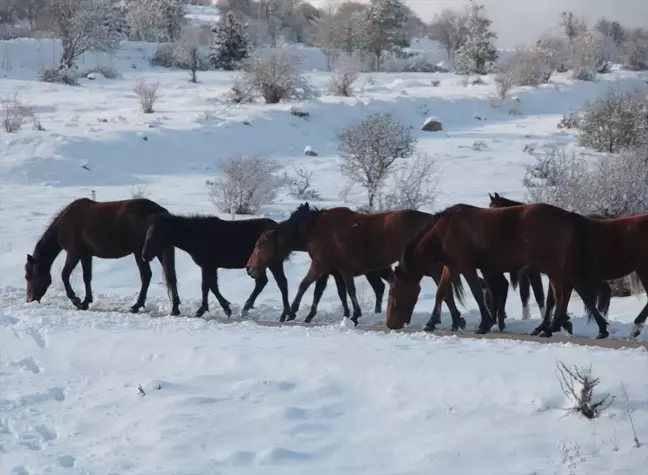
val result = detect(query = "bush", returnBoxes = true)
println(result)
[499,47,552,88]
[207,155,283,215]
[40,66,79,85]
[523,143,648,218]
[151,42,210,73]
[328,54,360,97]
[1,94,34,133]
[337,112,416,210]
[578,87,648,153]
[621,33,648,71]
[79,65,122,79]
[570,31,608,81]
[285,166,321,200]
[378,153,440,211]
[133,79,159,114]
[239,49,314,104]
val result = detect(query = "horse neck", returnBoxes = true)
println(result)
[34,229,63,270]
[160,216,204,253]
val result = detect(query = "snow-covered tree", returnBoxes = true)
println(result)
[175,27,205,82]
[210,10,251,71]
[427,8,469,61]
[454,1,497,75]
[560,11,587,47]
[125,0,186,42]
[363,0,409,71]
[331,2,370,57]
[49,0,124,69]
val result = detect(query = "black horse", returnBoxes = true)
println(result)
[141,213,392,320]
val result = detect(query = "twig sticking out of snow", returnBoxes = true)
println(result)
[556,361,614,419]
[620,382,641,448]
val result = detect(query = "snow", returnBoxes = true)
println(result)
[1,39,648,475]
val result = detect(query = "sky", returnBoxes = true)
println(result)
[313,0,648,48]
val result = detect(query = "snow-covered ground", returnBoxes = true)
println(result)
[1,41,647,474]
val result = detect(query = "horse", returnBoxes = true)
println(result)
[245,203,468,330]
[140,212,391,321]
[386,203,611,339]
[487,192,626,328]
[25,198,181,315]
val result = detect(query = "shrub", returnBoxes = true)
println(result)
[79,64,122,79]
[207,155,282,215]
[1,94,34,133]
[378,153,440,211]
[133,79,159,114]
[40,66,79,85]
[239,49,314,104]
[337,112,416,210]
[285,166,321,200]
[328,54,360,97]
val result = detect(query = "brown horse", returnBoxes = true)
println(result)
[25,198,181,314]
[487,192,614,325]
[245,203,467,329]
[386,203,611,339]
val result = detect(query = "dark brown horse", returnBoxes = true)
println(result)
[386,203,611,339]
[487,192,618,331]
[25,198,181,314]
[246,203,467,329]
[140,212,391,321]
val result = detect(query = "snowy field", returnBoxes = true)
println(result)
[1,39,647,474]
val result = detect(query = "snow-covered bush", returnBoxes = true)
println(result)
[1,94,33,133]
[40,66,79,85]
[207,155,283,215]
[285,166,321,200]
[239,48,314,104]
[498,46,552,88]
[133,79,159,113]
[79,64,122,79]
[337,112,416,210]
[523,143,648,218]
[455,2,498,75]
[378,153,440,211]
[578,88,648,153]
[328,54,360,97]
[621,32,648,71]
[209,10,251,71]
[569,31,606,81]
[536,36,570,73]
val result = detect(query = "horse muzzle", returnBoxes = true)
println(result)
[246,266,258,279]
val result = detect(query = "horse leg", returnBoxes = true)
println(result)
[540,282,572,338]
[528,268,546,319]
[428,264,465,330]
[572,283,609,339]
[532,282,556,336]
[519,271,531,320]
[289,262,329,320]
[629,271,648,339]
[269,264,291,322]
[131,256,152,313]
[304,273,330,324]
[330,269,351,319]
[241,270,269,318]
[208,269,232,317]
[463,269,495,334]
[486,273,508,332]
[61,253,83,309]
[79,254,93,310]
[194,267,212,318]
[159,247,180,316]
[365,270,385,314]
[426,265,456,332]
[338,270,362,325]
[597,281,611,318]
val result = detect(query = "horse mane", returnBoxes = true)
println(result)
[274,202,320,252]
[34,199,88,257]
[399,211,445,274]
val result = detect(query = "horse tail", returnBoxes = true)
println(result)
[629,272,645,297]
[161,244,179,301]
[570,213,601,323]
[451,275,466,307]
[509,271,519,290]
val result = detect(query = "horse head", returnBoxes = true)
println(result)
[385,264,421,330]
[25,253,52,303]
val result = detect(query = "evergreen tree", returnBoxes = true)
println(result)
[210,11,251,71]
[455,1,497,75]
[363,0,409,71]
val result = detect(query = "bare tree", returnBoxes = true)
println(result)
[207,155,283,215]
[328,53,360,96]
[50,0,123,69]
[332,2,370,57]
[379,153,440,211]
[175,27,204,83]
[310,8,338,70]
[285,166,321,200]
[556,361,614,419]
[595,18,625,47]
[239,48,314,104]
[560,11,587,46]
[621,28,648,71]
[337,112,416,209]
[427,8,468,61]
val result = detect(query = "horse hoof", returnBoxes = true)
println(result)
[285,314,296,322]
[562,320,573,335]
[351,318,359,326]
[474,328,489,335]
[170,308,180,316]
[423,324,436,332]
[304,316,314,324]
[538,330,552,338]
[459,318,466,330]
[530,327,542,336]
[129,305,140,314]
[596,330,609,340]
[629,330,640,339]
[193,308,207,318]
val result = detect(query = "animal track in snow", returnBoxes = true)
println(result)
[8,356,42,374]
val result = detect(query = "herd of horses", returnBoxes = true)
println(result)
[24,193,648,341]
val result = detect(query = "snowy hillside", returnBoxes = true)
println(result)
[1,40,647,475]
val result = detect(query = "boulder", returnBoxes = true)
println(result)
[304,146,318,157]
[422,116,443,132]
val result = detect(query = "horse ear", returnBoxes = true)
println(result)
[26,254,35,265]
[494,192,500,198]
[488,193,494,200]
